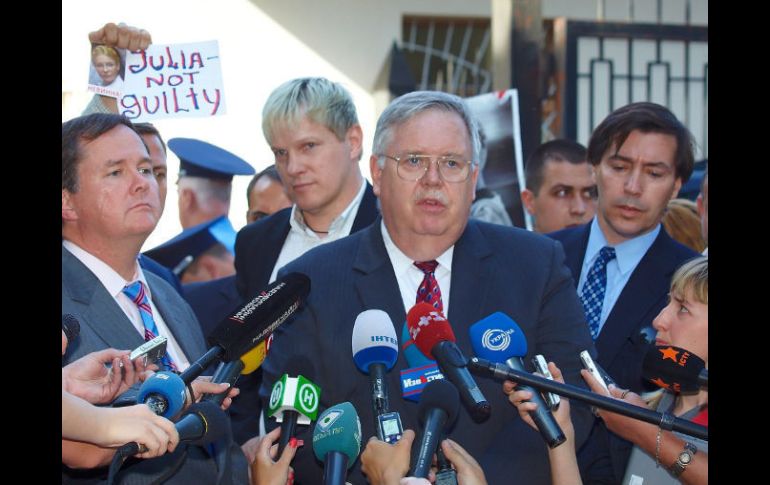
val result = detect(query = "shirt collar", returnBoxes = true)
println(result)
[380,220,454,273]
[585,216,661,276]
[63,239,149,297]
[288,179,366,237]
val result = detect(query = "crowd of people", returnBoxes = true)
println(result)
[62,21,708,485]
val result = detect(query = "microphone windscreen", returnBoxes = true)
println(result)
[181,400,229,446]
[240,340,267,375]
[406,303,456,360]
[137,371,187,418]
[351,309,399,372]
[207,272,310,361]
[417,379,460,427]
[62,314,80,342]
[312,401,361,467]
[401,321,435,367]
[468,312,528,362]
[642,345,706,393]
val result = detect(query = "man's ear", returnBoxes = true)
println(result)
[520,189,537,216]
[370,155,383,197]
[346,124,364,162]
[62,190,78,222]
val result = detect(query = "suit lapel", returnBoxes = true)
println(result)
[447,221,494,345]
[352,220,405,324]
[557,225,590,287]
[351,183,379,233]
[597,231,681,365]
[148,273,206,360]
[257,210,292,288]
[62,246,145,350]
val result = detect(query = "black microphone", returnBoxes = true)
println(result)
[118,400,229,456]
[180,272,310,384]
[469,313,566,448]
[642,345,708,392]
[62,314,80,343]
[406,303,491,422]
[412,379,460,479]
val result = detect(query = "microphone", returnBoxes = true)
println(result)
[642,345,708,392]
[313,401,361,485]
[268,356,321,456]
[136,371,188,418]
[469,313,566,448]
[351,309,403,443]
[62,314,80,343]
[179,272,310,384]
[202,340,268,406]
[412,379,460,479]
[119,400,229,457]
[406,303,490,422]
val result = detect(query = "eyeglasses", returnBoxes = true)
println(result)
[379,154,475,183]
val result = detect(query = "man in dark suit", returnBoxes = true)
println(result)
[548,102,699,484]
[259,91,596,484]
[61,113,249,484]
[231,77,379,447]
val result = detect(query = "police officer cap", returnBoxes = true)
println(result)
[143,216,237,276]
[168,137,255,182]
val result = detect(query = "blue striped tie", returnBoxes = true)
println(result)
[579,246,616,340]
[123,281,178,372]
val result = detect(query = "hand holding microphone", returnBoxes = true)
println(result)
[268,356,321,456]
[504,361,575,448]
[469,313,565,448]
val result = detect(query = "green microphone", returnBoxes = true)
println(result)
[312,402,361,485]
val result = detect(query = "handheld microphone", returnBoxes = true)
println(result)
[268,356,321,456]
[119,400,229,457]
[135,371,187,418]
[179,272,310,384]
[62,314,80,343]
[406,303,490,422]
[352,309,403,443]
[469,313,566,448]
[642,345,708,392]
[312,401,361,485]
[412,379,460,479]
[202,340,268,406]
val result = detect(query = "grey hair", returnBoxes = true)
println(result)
[372,91,481,168]
[262,77,359,149]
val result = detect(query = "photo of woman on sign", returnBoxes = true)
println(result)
[87,45,125,98]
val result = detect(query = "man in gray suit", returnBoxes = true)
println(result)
[61,113,248,484]
[259,91,596,484]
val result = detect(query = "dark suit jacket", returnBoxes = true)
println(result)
[549,224,698,484]
[260,219,596,485]
[61,246,248,485]
[139,254,183,295]
[183,275,242,340]
[234,182,378,299]
[227,182,379,445]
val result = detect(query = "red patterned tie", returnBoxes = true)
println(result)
[414,260,443,313]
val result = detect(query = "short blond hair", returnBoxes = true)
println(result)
[670,256,708,305]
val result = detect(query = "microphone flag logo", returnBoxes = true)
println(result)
[481,328,514,352]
